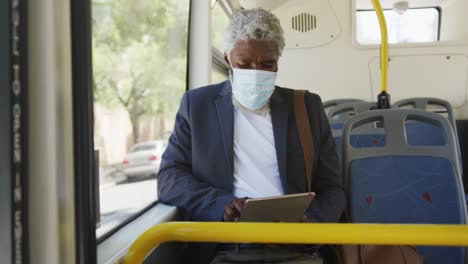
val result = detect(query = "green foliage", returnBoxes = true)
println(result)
[92,0,189,140]
[211,2,230,52]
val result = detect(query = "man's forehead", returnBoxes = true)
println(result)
[230,40,278,58]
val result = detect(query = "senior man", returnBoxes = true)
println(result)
[157,8,345,264]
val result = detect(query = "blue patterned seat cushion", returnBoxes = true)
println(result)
[349,156,466,264]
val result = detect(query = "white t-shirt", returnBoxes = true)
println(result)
[232,105,284,198]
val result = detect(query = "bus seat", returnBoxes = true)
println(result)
[342,109,467,264]
[329,102,378,142]
[395,97,463,179]
[335,122,445,163]
[335,131,386,163]
[331,100,453,164]
[329,102,381,160]
[394,97,457,130]
[331,123,345,130]
[405,121,445,146]
[323,98,365,115]
[328,102,377,125]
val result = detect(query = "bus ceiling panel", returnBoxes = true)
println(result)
[273,0,341,49]
[236,0,452,12]
[238,0,285,10]
[224,0,241,13]
[369,54,468,107]
[355,0,450,9]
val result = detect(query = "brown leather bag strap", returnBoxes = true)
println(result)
[293,90,315,192]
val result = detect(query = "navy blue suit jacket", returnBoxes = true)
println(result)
[158,81,345,223]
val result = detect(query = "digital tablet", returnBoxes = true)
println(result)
[239,192,315,222]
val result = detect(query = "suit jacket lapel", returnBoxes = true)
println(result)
[214,82,234,191]
[270,88,290,193]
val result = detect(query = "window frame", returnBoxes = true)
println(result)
[97,203,178,263]
[96,201,158,244]
[71,0,97,262]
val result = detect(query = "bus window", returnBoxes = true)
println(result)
[356,8,440,45]
[212,68,228,83]
[211,0,230,83]
[92,0,190,239]
[212,0,230,52]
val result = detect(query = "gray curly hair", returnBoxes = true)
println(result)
[224,8,285,57]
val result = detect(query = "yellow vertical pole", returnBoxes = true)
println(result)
[370,0,389,93]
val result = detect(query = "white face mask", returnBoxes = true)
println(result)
[230,65,277,110]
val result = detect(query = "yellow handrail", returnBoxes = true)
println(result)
[124,222,468,264]
[371,0,389,93]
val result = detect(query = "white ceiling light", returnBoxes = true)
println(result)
[393,0,409,15]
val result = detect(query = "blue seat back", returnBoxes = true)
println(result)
[395,97,463,174]
[335,133,386,162]
[334,114,449,164]
[331,123,344,130]
[405,121,445,146]
[343,109,467,264]
[328,102,377,132]
[330,103,378,153]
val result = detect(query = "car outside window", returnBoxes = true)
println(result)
[131,145,157,152]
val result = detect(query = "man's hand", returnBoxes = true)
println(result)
[223,197,248,222]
